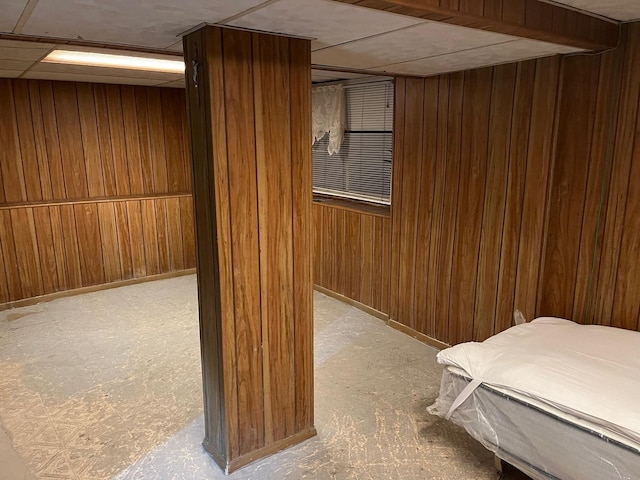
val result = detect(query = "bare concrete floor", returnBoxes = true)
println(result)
[0,275,529,479]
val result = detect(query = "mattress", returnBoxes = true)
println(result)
[428,318,640,480]
[430,368,640,480]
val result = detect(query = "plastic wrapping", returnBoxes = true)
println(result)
[428,368,640,480]
[513,309,527,325]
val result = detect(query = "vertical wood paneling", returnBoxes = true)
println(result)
[254,33,296,443]
[121,86,145,195]
[134,87,155,195]
[449,67,492,345]
[115,200,133,280]
[435,72,463,344]
[513,57,560,321]
[32,207,59,294]
[0,79,27,203]
[106,85,131,196]
[0,210,22,300]
[140,200,160,276]
[539,56,600,318]
[312,203,391,315]
[94,84,118,197]
[494,60,535,334]
[179,196,196,269]
[10,208,43,298]
[147,89,169,193]
[413,77,438,336]
[74,203,105,286]
[53,82,89,199]
[0,239,8,303]
[390,77,406,322]
[289,38,314,433]
[381,22,640,344]
[184,26,314,470]
[224,28,264,453]
[593,26,640,327]
[97,202,122,283]
[48,206,68,291]
[127,201,147,278]
[76,83,105,197]
[13,81,42,202]
[28,81,53,201]
[60,204,82,289]
[1,79,194,305]
[162,89,187,192]
[397,78,424,330]
[473,63,515,342]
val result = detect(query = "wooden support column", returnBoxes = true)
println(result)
[182,25,315,473]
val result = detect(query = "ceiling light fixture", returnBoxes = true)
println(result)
[42,50,185,74]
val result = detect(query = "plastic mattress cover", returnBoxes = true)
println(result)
[428,368,640,480]
[427,317,640,480]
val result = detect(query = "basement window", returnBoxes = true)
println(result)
[312,80,393,205]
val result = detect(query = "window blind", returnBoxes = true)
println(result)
[313,80,393,205]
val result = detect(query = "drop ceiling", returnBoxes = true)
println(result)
[0,0,618,87]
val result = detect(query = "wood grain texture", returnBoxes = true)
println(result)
[383,23,640,343]
[0,79,195,304]
[183,25,314,472]
[312,202,391,315]
[390,58,559,344]
[333,0,618,50]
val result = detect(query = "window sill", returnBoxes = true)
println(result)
[312,194,390,218]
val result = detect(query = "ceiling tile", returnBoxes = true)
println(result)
[0,0,27,32]
[0,69,23,78]
[21,0,269,49]
[0,59,35,70]
[0,39,56,49]
[0,46,52,62]
[227,0,423,50]
[312,21,515,70]
[548,0,640,21]
[380,39,581,77]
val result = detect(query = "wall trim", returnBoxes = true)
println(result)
[314,284,450,350]
[387,319,450,350]
[0,192,192,210]
[314,284,388,321]
[224,427,317,474]
[0,269,196,311]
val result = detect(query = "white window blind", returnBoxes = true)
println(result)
[313,80,393,205]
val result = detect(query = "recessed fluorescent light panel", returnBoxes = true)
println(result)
[43,50,185,74]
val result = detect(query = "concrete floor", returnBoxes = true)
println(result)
[0,275,529,479]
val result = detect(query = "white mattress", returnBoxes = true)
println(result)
[435,317,640,447]
[430,367,640,480]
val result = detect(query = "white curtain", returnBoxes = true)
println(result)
[312,84,346,155]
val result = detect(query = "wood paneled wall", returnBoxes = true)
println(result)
[183,26,314,472]
[313,202,391,314]
[539,24,640,332]
[391,58,560,345]
[0,79,195,304]
[389,22,640,345]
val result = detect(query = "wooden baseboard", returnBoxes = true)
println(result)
[387,319,450,350]
[313,285,450,350]
[0,269,196,311]
[206,426,317,474]
[313,285,388,321]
